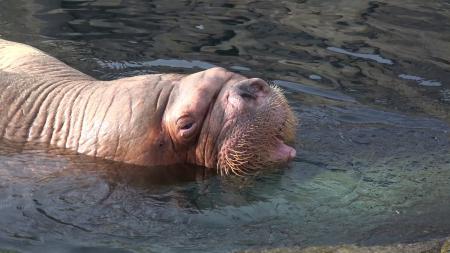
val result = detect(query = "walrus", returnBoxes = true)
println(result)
[0,39,297,175]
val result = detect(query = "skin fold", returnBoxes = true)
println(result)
[0,39,297,175]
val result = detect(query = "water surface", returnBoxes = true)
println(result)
[0,0,450,252]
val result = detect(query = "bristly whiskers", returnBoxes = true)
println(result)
[217,83,297,176]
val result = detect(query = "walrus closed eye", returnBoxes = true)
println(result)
[0,39,297,176]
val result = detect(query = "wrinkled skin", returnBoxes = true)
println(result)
[0,39,297,175]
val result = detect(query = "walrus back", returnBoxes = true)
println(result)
[0,39,96,145]
[0,39,94,81]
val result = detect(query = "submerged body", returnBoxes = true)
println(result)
[0,39,296,175]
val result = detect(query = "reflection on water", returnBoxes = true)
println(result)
[327,46,394,65]
[398,74,442,87]
[1,0,450,252]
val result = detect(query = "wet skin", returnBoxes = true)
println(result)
[0,39,296,175]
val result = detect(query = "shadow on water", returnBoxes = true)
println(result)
[1,0,450,252]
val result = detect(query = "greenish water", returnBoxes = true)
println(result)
[0,0,450,252]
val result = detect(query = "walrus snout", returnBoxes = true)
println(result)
[216,76,298,175]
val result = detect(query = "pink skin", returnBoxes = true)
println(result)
[0,39,297,174]
[271,139,297,162]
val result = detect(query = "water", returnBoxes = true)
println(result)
[0,0,450,252]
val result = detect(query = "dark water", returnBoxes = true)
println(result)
[1,0,450,252]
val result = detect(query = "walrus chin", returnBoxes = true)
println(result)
[217,84,298,176]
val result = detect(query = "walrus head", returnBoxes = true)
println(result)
[162,67,297,175]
